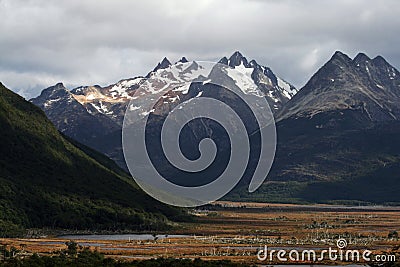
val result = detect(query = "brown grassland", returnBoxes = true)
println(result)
[1,202,400,265]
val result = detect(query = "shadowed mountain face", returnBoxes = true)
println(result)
[0,82,188,236]
[228,52,400,204]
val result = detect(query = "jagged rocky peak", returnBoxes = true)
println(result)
[146,57,172,77]
[218,56,228,65]
[228,51,249,67]
[219,52,257,69]
[31,82,79,111]
[370,55,397,71]
[352,53,373,73]
[49,82,67,91]
[350,52,399,82]
[300,51,355,89]
[353,52,371,64]
[55,82,65,88]
[177,57,188,63]
[327,51,394,73]
[372,55,388,65]
[322,51,390,74]
[184,60,200,72]
[277,50,400,123]
[328,51,353,67]
[331,50,350,60]
[249,59,259,68]
[38,82,70,98]
[371,56,400,79]
[157,57,172,69]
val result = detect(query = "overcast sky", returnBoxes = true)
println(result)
[1,0,399,99]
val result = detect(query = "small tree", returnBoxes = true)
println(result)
[65,241,78,255]
[388,230,399,239]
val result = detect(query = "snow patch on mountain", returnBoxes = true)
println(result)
[109,77,144,99]
[277,77,297,98]
[225,63,262,96]
[90,101,113,115]
[143,61,211,95]
[44,97,62,108]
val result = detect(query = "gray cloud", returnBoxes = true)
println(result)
[1,0,399,99]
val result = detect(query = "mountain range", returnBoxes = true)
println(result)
[30,51,400,205]
[31,52,297,170]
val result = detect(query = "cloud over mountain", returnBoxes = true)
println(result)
[1,0,399,98]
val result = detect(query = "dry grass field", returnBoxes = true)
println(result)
[1,202,399,265]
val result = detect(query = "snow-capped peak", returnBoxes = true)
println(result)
[224,62,261,96]
[219,52,298,109]
[147,57,172,77]
[177,57,189,63]
[33,53,299,126]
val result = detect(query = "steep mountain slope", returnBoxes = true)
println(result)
[0,82,188,237]
[228,51,400,204]
[277,51,400,122]
[31,83,125,168]
[31,52,297,169]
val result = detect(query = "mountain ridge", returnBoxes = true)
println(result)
[277,51,400,123]
[31,51,297,170]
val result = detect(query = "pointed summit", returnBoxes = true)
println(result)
[157,57,172,70]
[330,51,352,64]
[152,57,171,72]
[33,82,71,104]
[228,51,249,67]
[231,51,244,58]
[178,57,188,63]
[41,82,67,92]
[218,56,229,65]
[302,51,353,87]
[372,55,393,69]
[306,51,354,81]
[146,57,172,77]
[55,82,65,88]
[353,52,371,64]
[39,82,69,98]
[249,59,258,68]
[373,55,387,64]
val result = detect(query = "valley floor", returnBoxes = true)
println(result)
[1,202,400,265]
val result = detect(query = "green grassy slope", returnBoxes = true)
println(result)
[0,83,189,236]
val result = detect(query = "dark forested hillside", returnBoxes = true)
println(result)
[0,82,189,237]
